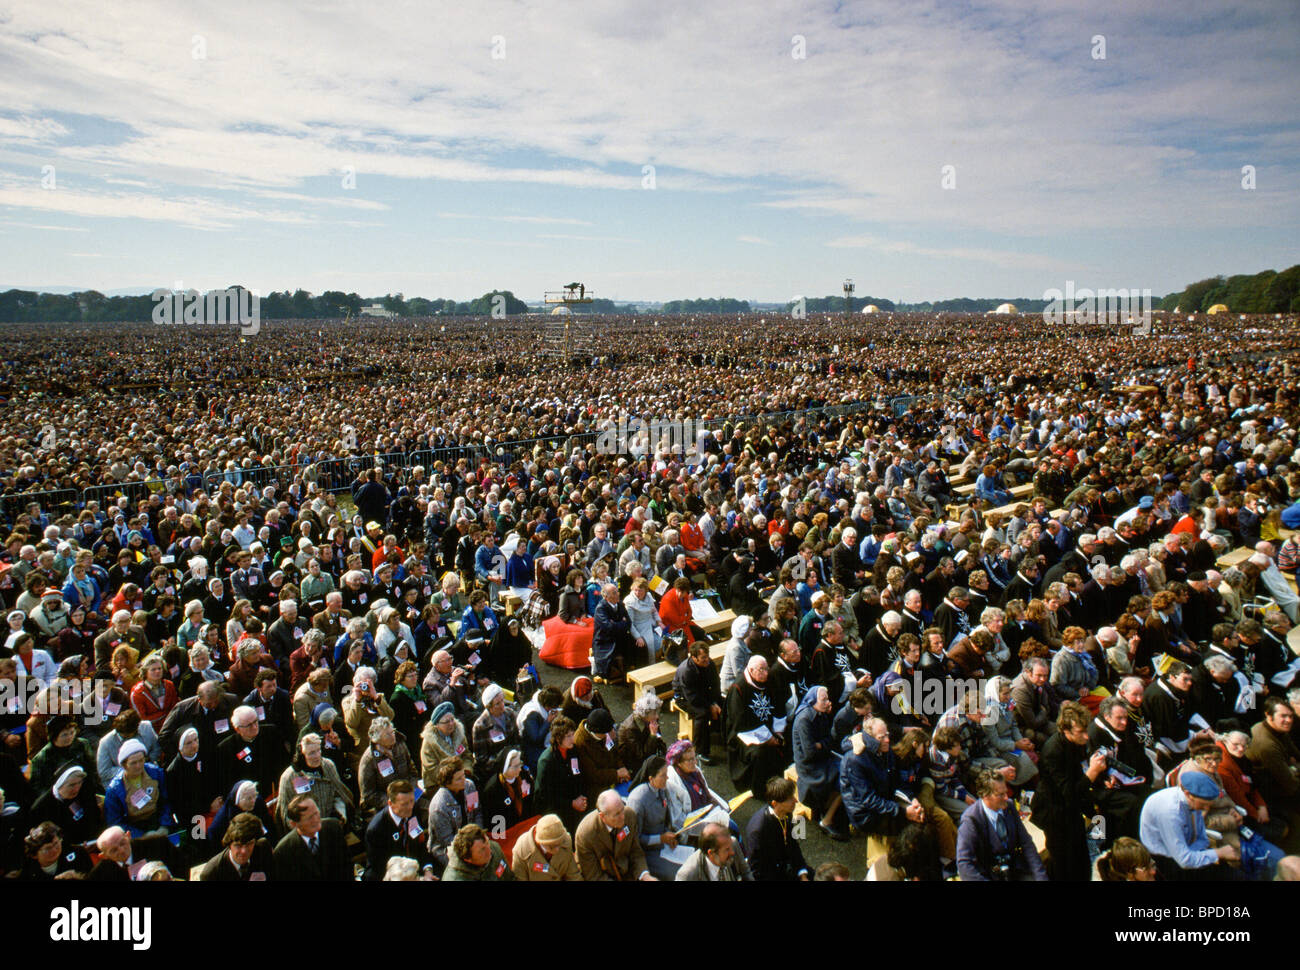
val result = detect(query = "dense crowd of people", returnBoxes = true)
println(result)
[2,310,1300,882]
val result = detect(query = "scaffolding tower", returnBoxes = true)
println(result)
[540,283,596,358]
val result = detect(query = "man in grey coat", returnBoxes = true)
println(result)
[674,823,753,881]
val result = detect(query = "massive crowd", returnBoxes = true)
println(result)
[2,310,1300,882]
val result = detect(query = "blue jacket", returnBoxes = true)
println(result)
[592,599,630,650]
[1284,502,1300,531]
[104,763,175,837]
[955,800,1047,881]
[474,543,502,583]
[459,605,499,639]
[839,733,901,831]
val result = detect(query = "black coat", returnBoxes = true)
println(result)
[272,818,353,881]
[672,657,721,719]
[744,806,809,881]
[364,806,436,880]
[197,839,275,881]
[216,726,286,797]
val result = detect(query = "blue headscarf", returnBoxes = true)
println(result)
[792,685,826,723]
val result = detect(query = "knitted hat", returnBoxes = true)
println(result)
[118,738,148,766]
[586,708,615,735]
[431,701,455,724]
[534,814,568,845]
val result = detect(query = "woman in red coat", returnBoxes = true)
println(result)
[658,578,699,645]
[130,654,179,727]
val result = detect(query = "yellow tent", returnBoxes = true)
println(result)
[861,304,880,314]
[1207,303,1229,315]
[550,305,572,316]
[994,302,1018,314]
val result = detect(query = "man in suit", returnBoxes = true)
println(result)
[86,826,186,881]
[273,795,353,881]
[675,822,753,881]
[312,592,352,642]
[956,769,1047,881]
[216,704,286,798]
[158,680,238,763]
[574,790,655,881]
[364,779,437,880]
[197,812,275,881]
[744,776,811,881]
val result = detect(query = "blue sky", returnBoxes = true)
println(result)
[0,0,1297,304]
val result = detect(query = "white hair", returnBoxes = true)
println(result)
[383,856,419,881]
[632,692,662,719]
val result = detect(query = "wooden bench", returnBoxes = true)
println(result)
[628,639,729,699]
[954,482,976,497]
[1217,547,1253,569]
[697,608,737,639]
[783,764,814,821]
[670,699,697,741]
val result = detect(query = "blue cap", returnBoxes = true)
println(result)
[1180,771,1219,800]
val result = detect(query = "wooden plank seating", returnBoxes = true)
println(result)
[670,699,697,742]
[697,608,737,639]
[628,639,729,699]
[1217,547,1253,569]
[782,764,814,821]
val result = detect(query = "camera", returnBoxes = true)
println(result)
[1095,746,1139,778]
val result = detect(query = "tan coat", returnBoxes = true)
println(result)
[510,824,582,881]
[574,807,649,881]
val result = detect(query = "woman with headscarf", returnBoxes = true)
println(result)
[277,731,353,830]
[726,654,788,800]
[560,675,608,725]
[626,754,683,880]
[663,741,732,843]
[480,748,534,832]
[303,703,356,796]
[167,726,222,844]
[982,675,1038,787]
[28,715,98,796]
[487,616,534,695]
[868,670,930,728]
[207,779,272,846]
[471,684,519,784]
[104,738,175,837]
[420,702,474,787]
[792,685,848,841]
[557,569,587,624]
[537,556,564,616]
[375,605,417,664]
[29,764,102,846]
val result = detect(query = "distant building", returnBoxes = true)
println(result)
[360,304,395,318]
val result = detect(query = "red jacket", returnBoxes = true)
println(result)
[658,588,695,643]
[130,679,179,726]
[1215,741,1268,821]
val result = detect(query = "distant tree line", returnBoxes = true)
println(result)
[1159,266,1300,313]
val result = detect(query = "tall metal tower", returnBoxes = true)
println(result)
[843,279,855,318]
[541,283,596,359]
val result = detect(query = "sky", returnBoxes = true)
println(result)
[0,0,1297,304]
